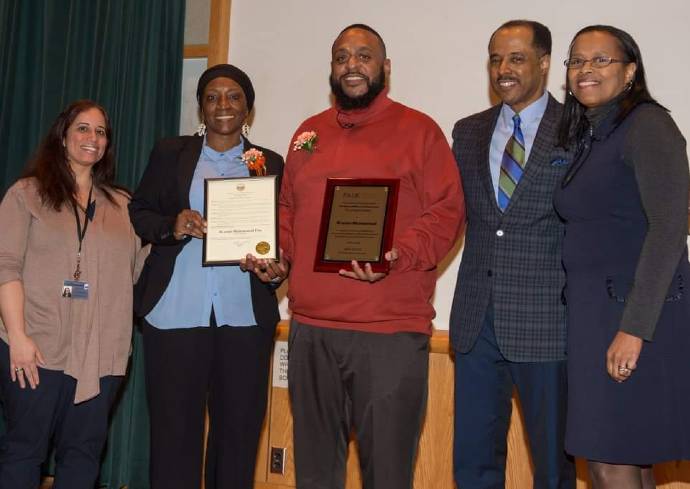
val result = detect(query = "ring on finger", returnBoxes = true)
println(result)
[185,221,193,229]
[617,366,631,374]
[14,367,23,373]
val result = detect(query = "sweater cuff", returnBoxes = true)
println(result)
[619,322,654,342]
[391,245,413,272]
[0,269,22,288]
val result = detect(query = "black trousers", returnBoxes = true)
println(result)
[288,320,429,489]
[142,318,273,489]
[0,340,121,489]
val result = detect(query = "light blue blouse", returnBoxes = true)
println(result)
[146,137,258,329]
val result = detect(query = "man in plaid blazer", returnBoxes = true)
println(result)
[449,20,576,489]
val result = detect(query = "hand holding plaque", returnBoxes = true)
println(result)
[314,178,399,273]
[337,248,399,282]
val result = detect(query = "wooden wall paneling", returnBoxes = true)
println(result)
[575,458,591,488]
[184,44,209,58]
[345,441,363,489]
[266,384,296,486]
[207,0,230,66]
[254,376,272,484]
[255,483,294,489]
[655,461,690,488]
[413,351,454,488]
[183,0,229,65]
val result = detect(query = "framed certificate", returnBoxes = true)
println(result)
[314,178,399,273]
[203,175,279,266]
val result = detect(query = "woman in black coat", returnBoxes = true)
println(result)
[129,64,283,489]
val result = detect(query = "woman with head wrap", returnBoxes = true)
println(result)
[129,64,283,489]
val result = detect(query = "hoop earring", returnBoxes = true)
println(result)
[196,123,206,136]
[242,123,250,138]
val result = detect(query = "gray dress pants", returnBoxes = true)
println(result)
[288,319,429,489]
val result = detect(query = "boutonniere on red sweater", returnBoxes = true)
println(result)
[241,148,266,175]
[292,131,318,153]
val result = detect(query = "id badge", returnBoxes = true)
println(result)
[62,280,89,299]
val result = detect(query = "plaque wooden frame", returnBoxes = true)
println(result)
[314,177,399,273]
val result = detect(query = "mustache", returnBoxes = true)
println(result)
[496,76,518,83]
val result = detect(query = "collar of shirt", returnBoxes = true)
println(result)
[498,90,549,134]
[335,89,394,128]
[190,136,248,212]
[201,135,245,173]
[495,90,549,162]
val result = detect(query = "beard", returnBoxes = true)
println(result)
[330,66,386,110]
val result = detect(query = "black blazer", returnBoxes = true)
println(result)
[129,135,283,332]
[449,94,570,361]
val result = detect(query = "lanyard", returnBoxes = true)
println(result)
[72,186,94,281]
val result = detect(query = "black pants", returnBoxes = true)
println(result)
[0,340,121,489]
[142,319,273,489]
[288,320,429,489]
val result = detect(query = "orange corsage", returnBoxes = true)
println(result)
[241,148,267,175]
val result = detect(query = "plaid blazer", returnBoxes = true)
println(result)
[449,94,570,361]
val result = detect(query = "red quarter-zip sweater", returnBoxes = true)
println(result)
[280,92,465,334]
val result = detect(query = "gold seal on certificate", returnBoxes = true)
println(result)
[314,178,399,273]
[203,176,279,265]
[255,241,270,255]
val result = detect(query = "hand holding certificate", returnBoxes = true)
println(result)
[240,251,290,284]
[203,176,279,266]
[174,209,206,240]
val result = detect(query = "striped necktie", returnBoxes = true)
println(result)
[498,114,525,212]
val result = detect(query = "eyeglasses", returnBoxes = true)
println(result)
[563,56,628,69]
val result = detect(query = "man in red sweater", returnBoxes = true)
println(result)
[246,24,464,489]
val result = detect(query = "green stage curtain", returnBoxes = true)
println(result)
[0,1,185,487]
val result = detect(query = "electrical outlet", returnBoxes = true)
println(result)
[270,446,286,474]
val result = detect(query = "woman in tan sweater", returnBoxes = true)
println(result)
[0,100,142,489]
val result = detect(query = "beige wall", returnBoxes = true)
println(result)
[184,0,210,45]
[220,0,690,328]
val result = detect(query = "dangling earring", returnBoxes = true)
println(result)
[567,89,573,96]
[242,122,250,138]
[624,79,634,91]
[196,123,207,136]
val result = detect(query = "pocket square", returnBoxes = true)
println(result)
[550,157,569,166]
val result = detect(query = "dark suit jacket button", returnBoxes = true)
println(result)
[487,269,493,277]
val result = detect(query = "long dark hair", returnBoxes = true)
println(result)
[22,99,127,211]
[558,25,663,148]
